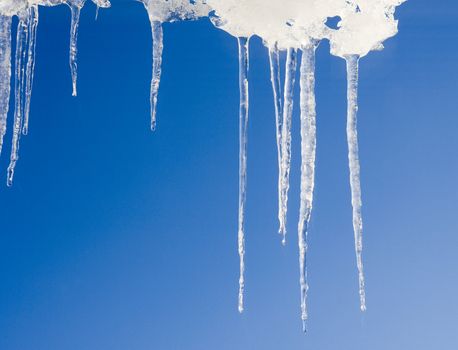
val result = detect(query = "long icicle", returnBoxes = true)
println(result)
[0,15,12,155]
[148,20,163,131]
[345,54,366,312]
[268,43,283,232]
[23,5,39,135]
[237,36,249,313]
[279,47,297,244]
[297,46,317,332]
[7,14,29,186]
[69,3,82,97]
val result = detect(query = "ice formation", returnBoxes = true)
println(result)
[0,0,110,185]
[141,0,210,130]
[0,0,406,330]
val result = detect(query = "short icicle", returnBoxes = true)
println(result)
[297,45,317,332]
[0,15,12,155]
[23,5,39,135]
[279,47,297,244]
[345,54,366,312]
[148,19,163,131]
[68,3,82,97]
[268,43,283,229]
[7,14,29,186]
[237,36,250,313]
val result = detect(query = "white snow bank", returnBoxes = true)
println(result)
[330,0,406,58]
[142,0,210,22]
[207,0,405,54]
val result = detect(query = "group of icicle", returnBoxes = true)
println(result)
[0,0,110,186]
[0,0,406,331]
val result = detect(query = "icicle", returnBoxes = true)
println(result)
[297,45,317,332]
[148,19,163,131]
[23,5,39,136]
[68,3,82,97]
[278,47,297,244]
[0,15,12,156]
[95,6,100,20]
[237,36,249,313]
[268,43,283,232]
[7,13,29,186]
[345,54,366,312]
[268,43,282,160]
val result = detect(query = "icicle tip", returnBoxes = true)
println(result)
[6,168,14,187]
[302,320,307,333]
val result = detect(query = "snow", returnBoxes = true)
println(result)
[142,0,210,23]
[0,1,28,17]
[329,0,406,58]
[0,0,407,329]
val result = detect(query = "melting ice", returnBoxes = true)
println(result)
[141,0,210,130]
[0,0,110,184]
[0,0,406,330]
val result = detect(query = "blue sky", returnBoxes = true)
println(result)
[1,1,457,349]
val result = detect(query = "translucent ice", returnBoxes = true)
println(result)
[298,44,318,331]
[0,0,407,328]
[142,0,210,129]
[0,0,110,184]
[22,5,38,135]
[278,47,297,243]
[328,0,406,312]
[237,36,249,313]
[345,54,366,311]
[7,10,28,186]
[0,15,12,155]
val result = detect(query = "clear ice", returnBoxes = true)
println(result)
[0,15,12,155]
[147,19,162,131]
[298,44,318,332]
[279,47,297,243]
[0,0,111,184]
[142,0,210,129]
[0,0,407,328]
[268,44,283,231]
[237,36,249,313]
[68,2,81,97]
[7,10,29,186]
[345,54,366,311]
[23,5,38,135]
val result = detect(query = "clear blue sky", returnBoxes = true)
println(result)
[1,1,457,349]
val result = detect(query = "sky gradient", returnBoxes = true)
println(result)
[0,1,457,349]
